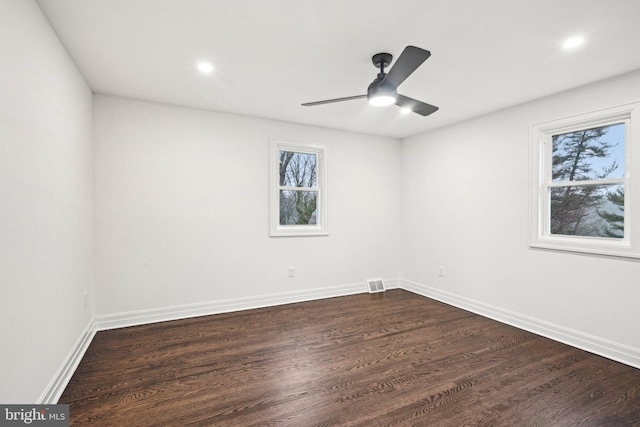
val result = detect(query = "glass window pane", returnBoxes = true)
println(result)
[550,184,624,238]
[552,123,625,182]
[279,190,318,225]
[279,151,317,188]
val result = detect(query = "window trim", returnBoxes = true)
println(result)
[270,137,329,237]
[529,102,639,258]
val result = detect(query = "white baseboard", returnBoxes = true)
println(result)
[401,279,640,369]
[42,277,638,405]
[94,280,394,331]
[38,318,97,404]
[41,280,383,403]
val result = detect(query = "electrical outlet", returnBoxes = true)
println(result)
[438,266,444,277]
[288,267,295,277]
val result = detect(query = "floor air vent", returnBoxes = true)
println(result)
[367,279,386,293]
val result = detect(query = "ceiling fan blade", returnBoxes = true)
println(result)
[383,46,431,89]
[395,94,439,116]
[302,95,367,107]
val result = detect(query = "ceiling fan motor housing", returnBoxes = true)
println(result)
[367,77,396,97]
[367,74,397,106]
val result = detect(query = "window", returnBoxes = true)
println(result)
[270,138,328,237]
[529,102,640,258]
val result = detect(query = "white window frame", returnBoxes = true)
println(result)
[270,138,329,237]
[529,101,640,258]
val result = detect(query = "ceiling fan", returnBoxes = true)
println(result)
[302,46,438,116]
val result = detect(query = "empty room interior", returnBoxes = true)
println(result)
[2,0,640,425]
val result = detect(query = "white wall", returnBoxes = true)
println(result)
[93,95,401,317]
[0,0,93,403]
[401,70,640,362]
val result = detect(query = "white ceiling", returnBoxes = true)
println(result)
[37,0,640,139]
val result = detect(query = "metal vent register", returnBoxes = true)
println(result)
[367,279,386,293]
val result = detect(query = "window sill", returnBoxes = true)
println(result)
[530,236,640,259]
[270,225,329,237]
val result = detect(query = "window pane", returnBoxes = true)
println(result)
[279,151,317,188]
[279,190,318,225]
[552,123,625,182]
[550,184,624,238]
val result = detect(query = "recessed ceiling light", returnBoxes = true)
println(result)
[197,62,214,73]
[401,107,411,114]
[563,36,584,49]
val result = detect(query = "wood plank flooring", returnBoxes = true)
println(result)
[60,290,640,426]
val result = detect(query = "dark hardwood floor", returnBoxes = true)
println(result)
[60,289,640,426]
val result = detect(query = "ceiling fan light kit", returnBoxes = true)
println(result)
[367,84,397,107]
[302,45,439,117]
